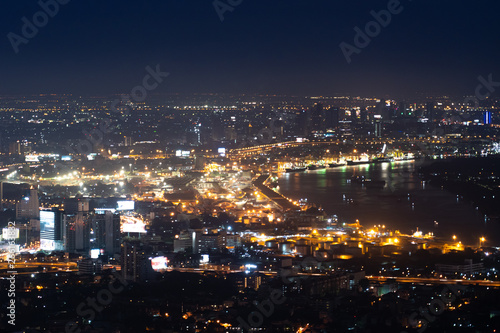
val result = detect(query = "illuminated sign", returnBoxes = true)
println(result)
[175,150,191,157]
[121,223,147,233]
[120,215,147,233]
[218,148,226,157]
[95,208,116,214]
[90,249,101,259]
[61,155,72,161]
[3,228,19,240]
[87,153,97,161]
[150,256,168,271]
[25,155,40,162]
[201,254,209,263]
[40,239,56,251]
[117,200,135,211]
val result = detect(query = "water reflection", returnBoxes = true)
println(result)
[278,161,500,246]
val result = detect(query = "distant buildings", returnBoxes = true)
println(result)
[124,136,133,147]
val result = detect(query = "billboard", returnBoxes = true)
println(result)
[117,200,135,211]
[3,228,19,240]
[121,223,147,233]
[40,211,55,236]
[25,155,40,162]
[151,256,168,271]
[40,239,56,251]
[175,150,191,157]
[90,249,102,259]
[120,215,147,233]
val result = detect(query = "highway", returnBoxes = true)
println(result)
[367,275,500,287]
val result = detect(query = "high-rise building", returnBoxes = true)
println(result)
[484,111,492,125]
[426,102,435,121]
[90,210,121,256]
[121,240,155,282]
[9,141,22,156]
[124,136,133,147]
[63,199,90,253]
[374,117,383,138]
[398,101,408,117]
[40,208,64,251]
[325,108,340,130]
[78,258,103,275]
[16,187,40,219]
[310,103,325,132]
[174,230,198,253]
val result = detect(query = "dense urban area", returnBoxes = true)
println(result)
[0,93,500,332]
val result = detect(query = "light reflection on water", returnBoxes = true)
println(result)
[278,160,500,246]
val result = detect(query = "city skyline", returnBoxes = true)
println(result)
[2,2,500,332]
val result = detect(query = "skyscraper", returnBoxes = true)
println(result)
[40,208,64,251]
[16,187,40,220]
[90,210,121,256]
[121,240,155,282]
[484,111,492,125]
[426,102,435,121]
[374,116,383,138]
[63,199,90,253]
[310,103,325,132]
[8,141,22,156]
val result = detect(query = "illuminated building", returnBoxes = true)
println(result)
[8,141,22,156]
[78,258,103,275]
[124,136,133,147]
[40,208,64,251]
[16,187,40,220]
[484,111,492,125]
[91,210,121,256]
[121,240,155,282]
[63,199,90,253]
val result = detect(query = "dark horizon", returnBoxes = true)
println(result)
[1,0,499,97]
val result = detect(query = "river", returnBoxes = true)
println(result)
[277,160,500,247]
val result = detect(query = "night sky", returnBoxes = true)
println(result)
[1,0,499,97]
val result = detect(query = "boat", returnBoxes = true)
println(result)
[329,162,346,168]
[307,165,326,170]
[285,167,306,173]
[347,159,372,166]
[373,157,394,163]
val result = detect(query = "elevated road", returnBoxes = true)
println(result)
[253,174,298,210]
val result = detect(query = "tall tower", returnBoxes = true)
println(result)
[16,187,40,219]
[91,210,121,256]
[63,198,90,253]
[310,103,325,132]
[426,102,435,121]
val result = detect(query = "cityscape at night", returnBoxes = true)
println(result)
[1,1,500,332]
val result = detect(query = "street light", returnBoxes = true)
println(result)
[479,237,486,248]
[452,235,457,241]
